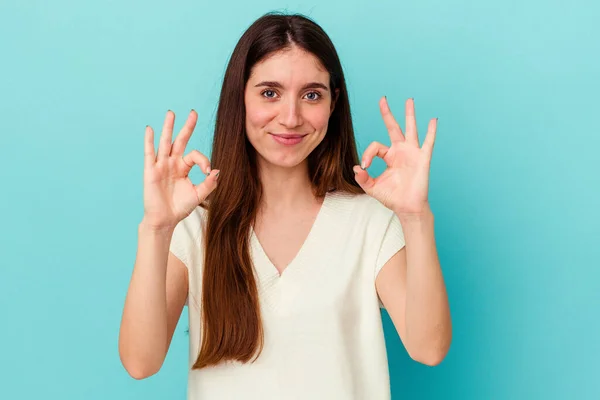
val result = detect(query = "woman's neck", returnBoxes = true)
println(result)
[257,159,317,212]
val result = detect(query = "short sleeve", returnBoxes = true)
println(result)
[374,212,405,308]
[169,218,197,270]
[169,207,205,268]
[375,212,405,277]
[169,208,204,306]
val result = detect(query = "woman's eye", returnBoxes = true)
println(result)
[305,91,321,101]
[261,90,321,101]
[262,90,277,98]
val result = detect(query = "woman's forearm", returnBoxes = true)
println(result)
[399,207,452,365]
[118,220,174,378]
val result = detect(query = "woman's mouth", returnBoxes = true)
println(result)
[269,133,307,146]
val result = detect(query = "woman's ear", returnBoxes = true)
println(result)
[330,88,340,115]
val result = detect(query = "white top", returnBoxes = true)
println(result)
[169,190,406,400]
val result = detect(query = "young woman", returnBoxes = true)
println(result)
[119,11,451,399]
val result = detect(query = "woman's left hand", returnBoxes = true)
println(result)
[353,97,437,218]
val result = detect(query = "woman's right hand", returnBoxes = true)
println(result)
[141,110,219,230]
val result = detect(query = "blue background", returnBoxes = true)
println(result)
[1,0,598,398]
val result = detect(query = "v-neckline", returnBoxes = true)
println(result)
[250,191,331,280]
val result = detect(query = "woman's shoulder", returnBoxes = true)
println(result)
[173,205,208,241]
[169,206,207,272]
[328,190,394,218]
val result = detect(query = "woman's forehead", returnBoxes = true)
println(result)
[248,48,329,87]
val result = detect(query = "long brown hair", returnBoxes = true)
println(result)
[194,11,364,369]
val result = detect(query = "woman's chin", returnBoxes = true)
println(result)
[260,152,308,170]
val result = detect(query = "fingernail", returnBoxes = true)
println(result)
[215,171,220,177]
[361,161,366,170]
[205,167,211,175]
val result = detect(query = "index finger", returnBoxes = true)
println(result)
[171,109,198,156]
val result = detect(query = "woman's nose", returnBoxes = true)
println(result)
[278,97,303,128]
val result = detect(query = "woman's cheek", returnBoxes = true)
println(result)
[309,107,332,131]
[247,104,276,128]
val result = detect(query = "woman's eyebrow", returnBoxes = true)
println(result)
[254,81,329,91]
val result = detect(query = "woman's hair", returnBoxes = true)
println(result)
[194,11,364,369]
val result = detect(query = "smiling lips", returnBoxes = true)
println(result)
[270,133,307,146]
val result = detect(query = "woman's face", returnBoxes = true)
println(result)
[244,46,337,170]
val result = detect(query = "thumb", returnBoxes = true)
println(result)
[194,169,220,203]
[353,165,375,194]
